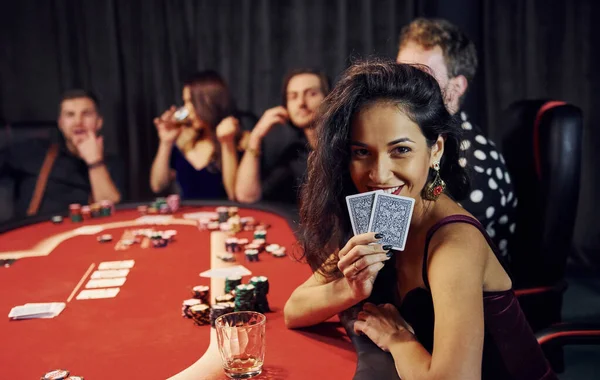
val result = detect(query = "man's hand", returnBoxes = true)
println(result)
[76,131,104,165]
[252,106,289,140]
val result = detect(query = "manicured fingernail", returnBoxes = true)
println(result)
[382,245,392,251]
[386,250,394,258]
[374,233,384,239]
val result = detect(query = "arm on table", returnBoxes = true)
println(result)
[284,232,391,329]
[284,265,359,329]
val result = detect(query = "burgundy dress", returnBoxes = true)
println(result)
[347,215,557,380]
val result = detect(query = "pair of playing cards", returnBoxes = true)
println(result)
[346,190,415,251]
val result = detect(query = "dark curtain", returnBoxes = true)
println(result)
[481,0,600,270]
[1,0,598,267]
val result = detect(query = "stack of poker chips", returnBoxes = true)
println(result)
[209,303,234,327]
[166,194,180,212]
[228,206,239,217]
[90,203,102,218]
[215,293,235,304]
[69,204,83,222]
[225,238,241,253]
[149,229,176,248]
[234,284,256,312]
[244,248,259,262]
[192,285,210,304]
[250,276,270,313]
[228,215,242,233]
[81,205,91,219]
[225,276,242,293]
[100,200,114,217]
[241,216,257,231]
[253,229,267,241]
[217,207,229,223]
[189,304,211,326]
[181,298,202,318]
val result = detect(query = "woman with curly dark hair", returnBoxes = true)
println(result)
[283,60,554,379]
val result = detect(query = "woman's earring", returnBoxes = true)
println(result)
[422,161,445,201]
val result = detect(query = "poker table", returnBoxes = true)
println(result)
[0,201,356,380]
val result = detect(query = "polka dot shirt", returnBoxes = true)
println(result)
[457,111,517,259]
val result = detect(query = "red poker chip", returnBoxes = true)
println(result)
[42,369,70,380]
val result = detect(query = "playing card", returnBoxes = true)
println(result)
[85,277,126,289]
[76,288,120,300]
[199,265,252,278]
[368,193,415,251]
[91,269,130,279]
[346,190,383,235]
[98,260,135,270]
[135,215,173,224]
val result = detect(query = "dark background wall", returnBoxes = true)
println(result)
[1,0,598,269]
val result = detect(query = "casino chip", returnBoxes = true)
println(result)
[215,293,235,304]
[245,249,259,262]
[192,285,210,304]
[97,234,113,243]
[266,244,280,253]
[152,238,168,248]
[272,247,287,257]
[210,303,234,327]
[224,276,242,293]
[42,369,70,380]
[51,216,63,224]
[66,377,85,380]
[250,276,270,313]
[217,252,235,262]
[234,284,255,312]
[189,304,211,326]
[182,299,202,318]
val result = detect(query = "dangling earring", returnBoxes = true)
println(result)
[422,161,446,201]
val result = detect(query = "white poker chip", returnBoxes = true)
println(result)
[97,234,113,243]
[266,244,280,253]
[43,369,70,380]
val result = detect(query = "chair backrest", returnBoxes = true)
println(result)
[501,100,583,287]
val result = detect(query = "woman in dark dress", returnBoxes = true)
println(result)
[150,70,247,200]
[283,60,556,379]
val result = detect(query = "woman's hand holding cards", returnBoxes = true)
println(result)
[337,232,392,302]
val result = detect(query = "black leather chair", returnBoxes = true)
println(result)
[500,100,592,370]
[0,121,59,222]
